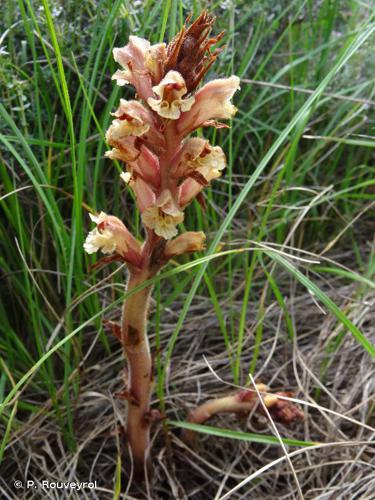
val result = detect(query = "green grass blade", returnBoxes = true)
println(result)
[168,420,317,447]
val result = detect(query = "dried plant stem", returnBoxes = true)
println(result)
[183,384,304,446]
[122,268,155,471]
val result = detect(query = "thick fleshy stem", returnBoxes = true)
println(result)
[120,218,170,473]
[122,268,154,472]
[121,229,164,474]
[182,384,304,446]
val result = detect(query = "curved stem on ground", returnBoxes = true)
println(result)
[182,384,304,446]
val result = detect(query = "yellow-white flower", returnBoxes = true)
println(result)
[104,134,141,163]
[172,137,226,181]
[177,142,226,207]
[141,190,184,239]
[106,100,151,144]
[83,213,117,255]
[106,118,149,141]
[193,145,226,182]
[83,212,142,266]
[84,228,117,255]
[147,71,195,119]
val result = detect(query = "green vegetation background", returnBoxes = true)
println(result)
[0,0,374,465]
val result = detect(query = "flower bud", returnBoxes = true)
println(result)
[131,145,160,188]
[164,231,206,257]
[165,11,224,93]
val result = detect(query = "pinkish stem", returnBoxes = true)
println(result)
[183,384,304,446]
[121,267,155,472]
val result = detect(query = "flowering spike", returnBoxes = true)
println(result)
[84,11,243,475]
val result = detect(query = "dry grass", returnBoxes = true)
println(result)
[2,241,374,500]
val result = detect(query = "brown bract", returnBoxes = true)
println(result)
[264,392,305,425]
[165,10,224,92]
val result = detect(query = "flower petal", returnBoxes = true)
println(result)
[177,75,240,134]
[141,190,184,239]
[130,145,160,188]
[141,206,183,239]
[120,171,132,184]
[131,177,156,213]
[147,71,194,120]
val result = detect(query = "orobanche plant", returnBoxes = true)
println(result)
[84,12,303,475]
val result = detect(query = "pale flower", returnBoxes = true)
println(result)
[105,137,140,163]
[106,100,151,144]
[83,212,142,266]
[147,71,195,119]
[112,36,166,100]
[177,75,240,134]
[178,144,226,208]
[112,36,150,84]
[84,212,117,255]
[171,137,226,180]
[112,99,153,122]
[84,228,117,254]
[193,145,226,182]
[141,190,184,239]
[171,137,207,178]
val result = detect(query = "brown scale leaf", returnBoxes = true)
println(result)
[165,10,225,92]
